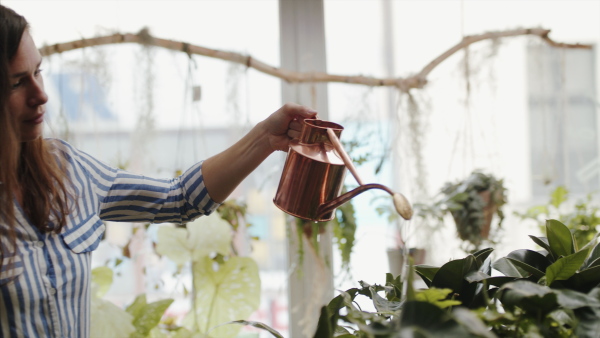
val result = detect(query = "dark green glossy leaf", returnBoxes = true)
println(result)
[497,280,558,315]
[431,256,477,293]
[464,270,490,283]
[400,301,465,335]
[479,256,492,276]
[547,309,577,332]
[507,249,552,273]
[547,247,591,285]
[472,248,494,264]
[313,306,334,338]
[492,257,530,278]
[586,257,600,269]
[415,265,439,287]
[452,307,496,338]
[574,307,600,338]
[484,276,517,288]
[529,235,552,258]
[546,219,575,258]
[582,242,600,269]
[563,265,600,293]
[554,288,600,309]
[322,288,359,335]
[429,256,481,306]
[326,288,359,315]
[495,257,545,279]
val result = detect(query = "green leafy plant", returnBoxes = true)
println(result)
[515,185,600,251]
[302,219,600,338]
[90,200,263,338]
[415,170,507,251]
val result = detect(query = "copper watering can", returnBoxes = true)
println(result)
[274,119,413,222]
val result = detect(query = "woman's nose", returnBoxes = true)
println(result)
[27,76,48,107]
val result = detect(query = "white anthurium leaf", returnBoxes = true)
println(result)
[90,297,136,338]
[191,256,261,337]
[156,226,192,265]
[187,215,233,260]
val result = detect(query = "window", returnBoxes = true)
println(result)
[527,43,598,198]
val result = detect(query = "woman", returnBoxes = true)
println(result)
[0,5,316,337]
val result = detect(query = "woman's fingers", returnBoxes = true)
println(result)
[289,119,303,132]
[287,129,301,139]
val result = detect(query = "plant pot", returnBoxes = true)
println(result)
[387,247,426,277]
[452,190,497,243]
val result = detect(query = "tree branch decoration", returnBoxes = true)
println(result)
[39,27,591,92]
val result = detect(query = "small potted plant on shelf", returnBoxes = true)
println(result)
[415,170,507,250]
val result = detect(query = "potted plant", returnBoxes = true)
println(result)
[306,218,600,338]
[416,170,507,251]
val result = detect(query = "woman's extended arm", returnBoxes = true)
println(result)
[201,103,317,203]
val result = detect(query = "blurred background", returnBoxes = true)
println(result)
[4,0,599,336]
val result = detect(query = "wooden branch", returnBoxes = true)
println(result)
[39,27,592,92]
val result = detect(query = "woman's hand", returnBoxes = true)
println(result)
[262,103,318,152]
[202,103,318,202]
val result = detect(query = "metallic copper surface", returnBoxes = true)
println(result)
[274,118,398,222]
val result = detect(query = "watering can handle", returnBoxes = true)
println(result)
[326,128,364,186]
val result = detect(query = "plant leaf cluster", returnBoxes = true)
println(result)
[514,186,600,251]
[415,170,507,250]
[305,219,600,337]
[90,200,262,338]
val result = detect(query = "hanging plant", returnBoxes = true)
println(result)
[415,170,507,251]
[445,171,507,248]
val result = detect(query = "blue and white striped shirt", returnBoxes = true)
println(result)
[0,139,219,337]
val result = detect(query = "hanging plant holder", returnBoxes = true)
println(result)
[452,189,499,244]
[446,172,507,249]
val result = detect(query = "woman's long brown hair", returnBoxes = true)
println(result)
[1,5,72,264]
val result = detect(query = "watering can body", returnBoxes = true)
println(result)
[273,119,346,222]
[274,119,395,222]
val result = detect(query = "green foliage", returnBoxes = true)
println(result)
[294,185,359,274]
[90,267,136,338]
[515,186,600,250]
[415,170,507,251]
[90,296,136,338]
[91,200,262,338]
[308,219,600,338]
[91,266,113,298]
[415,288,462,309]
[330,189,358,272]
[216,200,250,233]
[156,216,233,264]
[127,295,175,338]
[185,256,260,337]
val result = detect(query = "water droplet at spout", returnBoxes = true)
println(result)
[393,193,413,220]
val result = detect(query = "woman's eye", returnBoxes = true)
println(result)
[34,68,43,76]
[11,80,22,89]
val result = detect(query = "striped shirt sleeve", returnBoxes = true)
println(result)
[53,139,220,224]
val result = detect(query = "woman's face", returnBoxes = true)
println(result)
[8,31,48,142]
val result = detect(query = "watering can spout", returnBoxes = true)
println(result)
[316,184,413,221]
